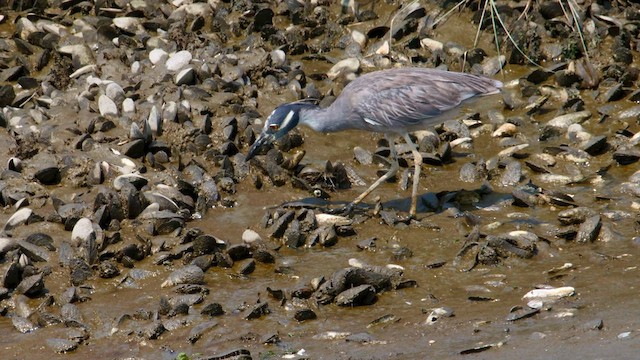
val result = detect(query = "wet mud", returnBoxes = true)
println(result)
[1,1,640,359]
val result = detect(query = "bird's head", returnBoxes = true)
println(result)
[246,101,315,160]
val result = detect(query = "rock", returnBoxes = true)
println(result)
[113,174,148,190]
[98,261,120,278]
[16,273,44,297]
[58,44,94,67]
[105,82,125,103]
[270,50,286,67]
[237,259,256,275]
[241,229,262,243]
[557,207,596,225]
[294,308,317,322]
[576,215,601,243]
[581,135,607,155]
[191,234,224,255]
[505,306,540,321]
[227,244,251,261]
[481,55,505,76]
[122,98,136,113]
[188,321,218,344]
[149,48,168,65]
[613,148,640,165]
[61,303,83,326]
[616,105,640,119]
[175,67,195,85]
[71,218,96,247]
[421,38,444,52]
[345,332,375,343]
[500,161,522,186]
[0,85,15,107]
[327,58,360,79]
[46,338,79,353]
[12,316,36,333]
[113,17,142,33]
[25,233,54,251]
[142,320,165,339]
[17,240,50,262]
[522,286,575,302]
[147,105,161,135]
[15,17,37,40]
[122,139,146,158]
[0,66,26,82]
[166,50,192,72]
[546,111,591,129]
[353,146,373,165]
[244,302,269,320]
[582,319,604,331]
[335,284,376,306]
[5,208,34,230]
[35,166,61,185]
[161,265,205,287]
[201,302,224,316]
[492,123,517,137]
[98,95,118,117]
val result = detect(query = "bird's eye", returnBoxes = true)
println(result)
[269,124,279,130]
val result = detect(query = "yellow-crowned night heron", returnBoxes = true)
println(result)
[246,67,503,216]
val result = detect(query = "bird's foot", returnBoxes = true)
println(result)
[390,212,416,225]
[326,202,360,216]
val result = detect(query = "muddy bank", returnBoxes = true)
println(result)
[1,1,640,359]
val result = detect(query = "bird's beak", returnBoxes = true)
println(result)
[245,132,272,161]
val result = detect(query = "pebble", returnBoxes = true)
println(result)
[327,58,360,79]
[4,208,33,230]
[161,265,205,288]
[58,44,94,66]
[351,30,366,47]
[105,82,125,103]
[149,48,169,65]
[69,65,96,78]
[242,229,262,243]
[122,98,135,113]
[175,67,195,85]
[492,123,517,137]
[618,331,632,339]
[546,111,591,129]
[131,61,141,74]
[270,50,286,67]
[522,286,575,302]
[71,218,96,246]
[421,38,444,52]
[98,95,118,117]
[576,215,602,243]
[315,213,351,226]
[112,17,141,34]
[113,174,148,191]
[166,50,193,72]
[46,338,79,353]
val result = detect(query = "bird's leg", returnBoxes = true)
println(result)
[350,133,399,208]
[402,132,423,217]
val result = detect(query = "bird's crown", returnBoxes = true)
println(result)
[263,100,318,135]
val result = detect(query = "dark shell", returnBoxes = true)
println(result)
[34,167,61,185]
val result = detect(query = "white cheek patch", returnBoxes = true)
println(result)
[263,110,277,130]
[279,110,296,130]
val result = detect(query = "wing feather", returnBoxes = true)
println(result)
[347,68,501,131]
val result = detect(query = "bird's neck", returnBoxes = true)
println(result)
[299,103,350,133]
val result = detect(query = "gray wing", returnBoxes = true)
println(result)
[350,69,501,130]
